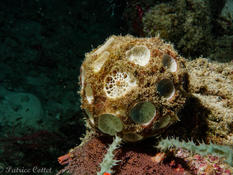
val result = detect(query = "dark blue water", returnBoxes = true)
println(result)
[0,0,232,174]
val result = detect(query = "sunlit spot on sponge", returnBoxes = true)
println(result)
[126,45,150,66]
[98,114,123,136]
[104,69,137,99]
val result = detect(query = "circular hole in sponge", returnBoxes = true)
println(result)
[157,79,175,99]
[85,84,94,104]
[126,45,150,66]
[122,133,143,142]
[153,116,171,130]
[129,102,156,124]
[98,114,123,136]
[162,54,177,72]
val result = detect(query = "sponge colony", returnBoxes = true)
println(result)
[0,89,43,128]
[80,35,188,141]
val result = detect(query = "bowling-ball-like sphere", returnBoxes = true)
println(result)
[80,35,188,142]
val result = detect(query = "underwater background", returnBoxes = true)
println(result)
[0,0,232,174]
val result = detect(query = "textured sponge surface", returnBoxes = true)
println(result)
[80,35,188,141]
[104,70,137,99]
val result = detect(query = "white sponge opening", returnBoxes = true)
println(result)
[157,79,175,100]
[162,54,177,72]
[94,37,114,55]
[80,66,85,91]
[85,84,94,104]
[126,45,150,66]
[92,51,110,73]
[104,70,137,99]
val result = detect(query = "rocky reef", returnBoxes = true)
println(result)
[57,35,232,174]
[143,0,213,58]
[80,35,232,145]
[142,0,233,61]
[57,134,185,175]
[186,58,233,145]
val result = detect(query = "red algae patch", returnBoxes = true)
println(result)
[58,135,185,175]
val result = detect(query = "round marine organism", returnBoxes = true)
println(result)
[80,35,188,142]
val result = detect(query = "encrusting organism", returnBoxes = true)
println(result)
[57,35,232,175]
[80,35,232,145]
[156,138,233,174]
[80,35,188,142]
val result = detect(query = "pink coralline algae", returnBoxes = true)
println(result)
[173,148,232,175]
